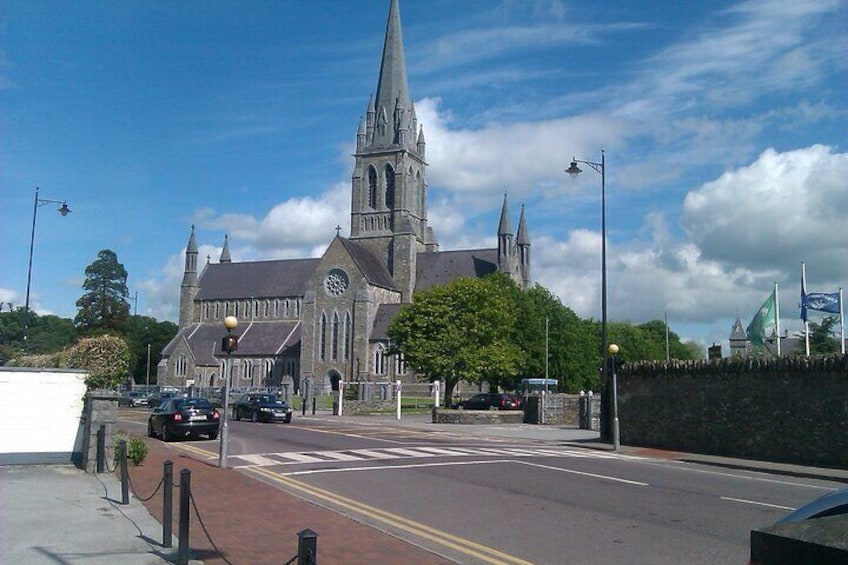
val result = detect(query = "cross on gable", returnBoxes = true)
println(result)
[335,225,342,236]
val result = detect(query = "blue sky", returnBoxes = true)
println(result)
[2,0,846,353]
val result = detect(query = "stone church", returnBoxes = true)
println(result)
[159,0,532,395]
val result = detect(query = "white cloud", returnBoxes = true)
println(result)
[683,145,848,282]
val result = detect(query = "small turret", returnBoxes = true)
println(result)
[219,234,232,263]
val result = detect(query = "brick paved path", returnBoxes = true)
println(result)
[127,437,454,565]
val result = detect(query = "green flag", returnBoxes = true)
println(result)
[746,291,776,347]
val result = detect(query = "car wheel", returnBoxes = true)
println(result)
[162,425,172,442]
[233,408,240,421]
[284,414,292,424]
[251,411,258,423]
[147,422,155,438]
[208,431,218,440]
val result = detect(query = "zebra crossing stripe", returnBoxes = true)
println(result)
[411,447,474,456]
[238,454,280,466]
[381,448,439,457]
[278,452,327,463]
[351,449,398,459]
[314,451,363,461]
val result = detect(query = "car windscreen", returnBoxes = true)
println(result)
[173,399,212,410]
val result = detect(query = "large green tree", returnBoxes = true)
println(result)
[514,285,599,393]
[809,316,841,354]
[0,308,76,362]
[75,249,131,334]
[388,275,524,405]
[124,316,178,384]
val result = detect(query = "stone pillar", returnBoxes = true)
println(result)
[81,390,119,473]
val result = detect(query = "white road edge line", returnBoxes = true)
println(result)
[721,497,795,510]
[513,460,650,485]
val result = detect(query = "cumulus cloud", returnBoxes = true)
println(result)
[683,145,848,282]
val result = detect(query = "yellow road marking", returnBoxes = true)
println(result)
[247,466,534,565]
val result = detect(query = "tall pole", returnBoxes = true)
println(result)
[544,316,549,394]
[23,187,70,351]
[146,344,152,388]
[23,188,41,351]
[566,150,610,442]
[600,150,608,443]
[219,316,238,469]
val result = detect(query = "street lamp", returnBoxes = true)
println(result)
[565,150,611,442]
[608,343,620,452]
[219,315,239,469]
[24,187,71,350]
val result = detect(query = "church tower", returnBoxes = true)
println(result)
[350,0,437,300]
[178,225,199,328]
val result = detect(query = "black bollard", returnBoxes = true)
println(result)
[302,395,306,416]
[312,396,317,415]
[163,461,173,548]
[96,425,105,473]
[297,528,319,565]
[177,469,191,565]
[119,439,129,505]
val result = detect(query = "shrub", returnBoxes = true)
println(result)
[115,434,149,466]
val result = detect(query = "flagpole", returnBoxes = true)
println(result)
[774,282,781,357]
[802,261,810,356]
[840,287,845,355]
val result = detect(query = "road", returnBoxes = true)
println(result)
[119,408,844,564]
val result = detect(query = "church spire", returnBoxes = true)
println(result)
[219,234,231,263]
[179,225,200,328]
[372,0,413,149]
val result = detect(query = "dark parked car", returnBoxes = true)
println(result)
[146,391,177,408]
[118,391,147,407]
[148,397,220,441]
[232,393,293,423]
[455,393,522,411]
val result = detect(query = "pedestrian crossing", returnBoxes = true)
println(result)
[229,445,636,469]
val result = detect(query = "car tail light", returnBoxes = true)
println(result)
[212,410,219,420]
[173,413,183,422]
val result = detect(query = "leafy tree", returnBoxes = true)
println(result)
[636,320,699,361]
[514,285,599,393]
[75,250,131,334]
[124,316,178,384]
[388,275,523,405]
[0,308,76,363]
[809,316,841,354]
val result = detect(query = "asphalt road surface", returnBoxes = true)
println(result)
[120,409,843,564]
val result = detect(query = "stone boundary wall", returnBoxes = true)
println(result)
[433,409,525,425]
[80,390,119,472]
[618,354,848,469]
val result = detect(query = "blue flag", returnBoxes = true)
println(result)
[802,292,841,315]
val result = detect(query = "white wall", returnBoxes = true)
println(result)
[0,368,88,464]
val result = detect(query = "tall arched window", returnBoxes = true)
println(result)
[368,166,378,209]
[384,164,395,209]
[344,312,352,361]
[331,312,340,361]
[319,313,327,361]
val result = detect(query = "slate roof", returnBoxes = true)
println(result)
[195,258,319,300]
[415,248,498,291]
[164,321,302,365]
[339,237,399,291]
[371,303,405,341]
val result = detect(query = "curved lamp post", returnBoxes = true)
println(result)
[24,187,71,351]
[565,150,611,442]
[219,315,238,468]
[608,343,620,452]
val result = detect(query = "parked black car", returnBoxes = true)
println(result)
[147,390,177,408]
[147,397,220,441]
[232,393,293,423]
[455,393,522,411]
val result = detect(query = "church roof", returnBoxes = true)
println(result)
[339,237,399,291]
[371,303,404,341]
[163,321,302,366]
[195,258,319,300]
[415,248,499,291]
